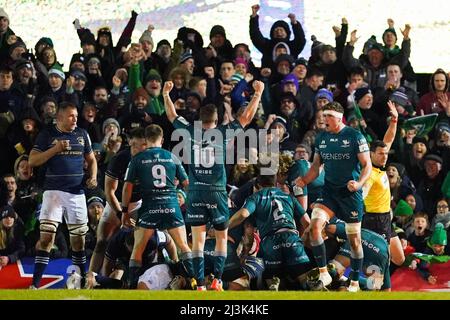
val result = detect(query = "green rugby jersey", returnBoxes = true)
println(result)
[173,116,243,191]
[242,187,306,239]
[124,147,187,205]
[314,126,369,188]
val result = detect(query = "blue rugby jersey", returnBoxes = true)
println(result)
[33,125,92,194]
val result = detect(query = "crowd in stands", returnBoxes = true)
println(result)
[0,5,449,290]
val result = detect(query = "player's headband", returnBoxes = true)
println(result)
[323,110,343,120]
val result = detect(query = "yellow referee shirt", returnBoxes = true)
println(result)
[363,166,391,213]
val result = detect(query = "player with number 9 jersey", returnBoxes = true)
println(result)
[124,146,188,229]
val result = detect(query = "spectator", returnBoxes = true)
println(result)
[0,204,25,267]
[249,5,305,69]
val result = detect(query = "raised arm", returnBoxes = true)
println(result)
[289,13,306,57]
[237,80,264,127]
[249,4,268,52]
[162,81,178,123]
[383,100,399,151]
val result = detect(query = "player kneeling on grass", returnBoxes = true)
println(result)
[85,228,177,289]
[202,215,264,290]
[229,172,311,291]
[320,218,391,291]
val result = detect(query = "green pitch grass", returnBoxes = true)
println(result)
[1,290,450,300]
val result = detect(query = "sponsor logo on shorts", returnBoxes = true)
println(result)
[192,202,218,209]
[146,208,176,214]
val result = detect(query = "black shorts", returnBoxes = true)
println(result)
[362,212,396,243]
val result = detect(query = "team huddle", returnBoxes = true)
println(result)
[28,76,398,292]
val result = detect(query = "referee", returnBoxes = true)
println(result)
[362,100,405,267]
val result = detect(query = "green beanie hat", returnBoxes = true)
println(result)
[145,69,162,84]
[177,189,186,201]
[394,199,413,217]
[429,223,447,246]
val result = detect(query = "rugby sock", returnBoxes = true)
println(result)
[213,251,227,279]
[192,250,205,285]
[310,236,327,268]
[180,251,195,278]
[128,259,142,289]
[95,275,124,289]
[350,248,364,282]
[32,250,50,287]
[71,250,87,277]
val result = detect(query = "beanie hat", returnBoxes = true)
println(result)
[270,116,288,131]
[177,189,187,201]
[387,162,406,177]
[145,68,162,83]
[87,55,101,65]
[186,91,202,103]
[274,54,294,69]
[279,91,299,107]
[14,58,33,72]
[295,57,308,67]
[424,153,443,165]
[102,118,121,134]
[354,87,372,103]
[436,121,450,134]
[180,51,194,64]
[8,40,26,56]
[363,35,378,55]
[70,53,85,67]
[382,28,397,43]
[412,136,429,146]
[97,26,111,37]
[234,43,250,53]
[139,25,154,46]
[39,96,57,110]
[1,204,16,219]
[311,35,324,59]
[230,73,244,83]
[315,88,334,102]
[36,37,54,49]
[394,199,413,217]
[132,87,150,102]
[320,44,336,55]
[80,31,96,46]
[390,88,410,107]
[0,8,9,21]
[234,57,248,70]
[367,42,385,55]
[71,70,87,82]
[48,65,65,80]
[281,74,299,92]
[156,39,171,50]
[14,154,29,177]
[210,25,226,39]
[87,196,104,208]
[429,223,447,246]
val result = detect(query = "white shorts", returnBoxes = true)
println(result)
[40,190,88,224]
[138,264,173,290]
[99,200,142,224]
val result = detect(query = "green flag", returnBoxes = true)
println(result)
[402,114,438,138]
[404,253,450,266]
